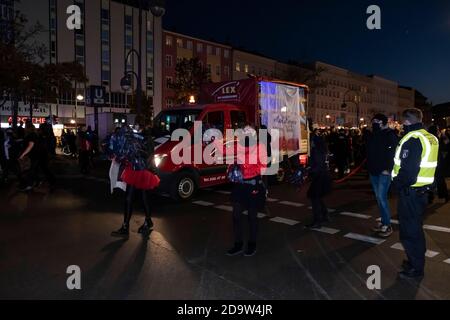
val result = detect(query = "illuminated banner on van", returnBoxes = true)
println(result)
[200,79,258,107]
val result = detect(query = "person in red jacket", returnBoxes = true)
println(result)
[224,124,267,257]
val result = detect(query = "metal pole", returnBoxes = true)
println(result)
[136,0,143,117]
[74,81,77,124]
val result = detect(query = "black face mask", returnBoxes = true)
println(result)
[372,123,381,132]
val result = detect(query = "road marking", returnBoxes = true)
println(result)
[279,201,304,207]
[311,227,340,235]
[270,217,300,226]
[242,211,267,219]
[423,225,450,233]
[216,190,231,195]
[340,212,372,219]
[344,233,385,245]
[444,259,450,265]
[376,218,399,224]
[192,201,214,207]
[391,242,440,258]
[308,207,336,214]
[378,219,450,233]
[267,198,279,202]
[215,205,233,212]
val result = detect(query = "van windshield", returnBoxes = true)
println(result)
[153,110,201,138]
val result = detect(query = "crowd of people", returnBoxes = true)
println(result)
[60,126,99,174]
[0,118,56,191]
[2,109,450,280]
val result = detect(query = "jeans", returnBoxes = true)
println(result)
[370,174,392,226]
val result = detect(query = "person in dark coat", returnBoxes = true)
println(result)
[334,128,350,179]
[306,130,332,228]
[428,125,449,203]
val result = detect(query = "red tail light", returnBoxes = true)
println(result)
[299,154,308,166]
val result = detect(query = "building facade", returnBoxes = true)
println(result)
[3,0,163,127]
[161,30,232,109]
[307,62,401,128]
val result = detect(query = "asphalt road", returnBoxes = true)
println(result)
[1,156,450,300]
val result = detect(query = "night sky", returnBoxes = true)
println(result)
[163,0,450,105]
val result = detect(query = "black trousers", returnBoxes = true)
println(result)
[398,188,428,272]
[124,186,152,226]
[27,154,55,187]
[232,202,258,244]
[310,197,328,224]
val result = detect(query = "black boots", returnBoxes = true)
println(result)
[226,242,244,256]
[138,219,154,235]
[111,224,129,238]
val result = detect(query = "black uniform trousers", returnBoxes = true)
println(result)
[398,187,428,272]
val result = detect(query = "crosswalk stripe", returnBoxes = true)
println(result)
[423,225,450,233]
[378,219,450,233]
[214,205,233,212]
[344,233,385,245]
[311,227,340,235]
[391,242,440,258]
[270,217,300,226]
[307,207,336,213]
[279,201,304,207]
[340,212,372,219]
[376,218,399,224]
[242,211,267,219]
[192,201,214,207]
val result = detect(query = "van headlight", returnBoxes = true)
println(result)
[154,154,167,168]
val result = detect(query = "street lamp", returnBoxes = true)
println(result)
[341,89,361,128]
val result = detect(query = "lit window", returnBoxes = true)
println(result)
[244,64,249,73]
[165,36,172,46]
[176,38,183,48]
[235,62,240,72]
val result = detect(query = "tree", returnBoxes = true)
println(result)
[171,57,210,104]
[0,0,47,126]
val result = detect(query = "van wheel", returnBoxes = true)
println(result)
[171,173,197,201]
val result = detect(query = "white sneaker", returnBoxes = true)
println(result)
[378,225,393,238]
[372,222,383,233]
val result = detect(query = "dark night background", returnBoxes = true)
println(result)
[163,0,450,104]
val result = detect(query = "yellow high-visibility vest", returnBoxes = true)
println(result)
[392,129,439,187]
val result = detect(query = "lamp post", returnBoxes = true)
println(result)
[326,114,331,127]
[121,1,165,119]
[341,89,361,128]
[149,0,165,118]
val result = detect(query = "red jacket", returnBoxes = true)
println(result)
[214,138,267,179]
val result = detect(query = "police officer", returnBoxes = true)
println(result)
[392,108,439,280]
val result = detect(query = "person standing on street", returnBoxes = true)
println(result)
[224,124,267,257]
[306,129,332,228]
[428,125,449,203]
[367,114,399,237]
[110,119,160,238]
[392,108,439,280]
